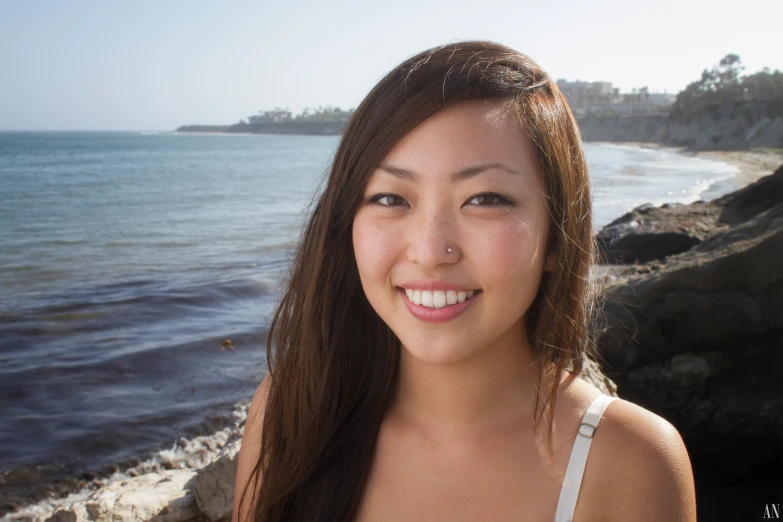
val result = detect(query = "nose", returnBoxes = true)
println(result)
[406,203,459,267]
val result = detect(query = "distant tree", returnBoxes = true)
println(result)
[741,67,783,100]
[670,53,753,119]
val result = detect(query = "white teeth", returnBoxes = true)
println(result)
[403,288,478,309]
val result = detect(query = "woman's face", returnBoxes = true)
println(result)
[351,99,552,365]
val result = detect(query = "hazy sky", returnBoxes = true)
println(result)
[1,0,780,131]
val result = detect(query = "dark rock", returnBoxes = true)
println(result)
[596,202,717,263]
[597,164,783,264]
[716,163,783,224]
[596,185,783,486]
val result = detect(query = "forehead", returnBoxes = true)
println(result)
[375,99,540,181]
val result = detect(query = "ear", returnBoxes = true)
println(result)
[544,252,557,272]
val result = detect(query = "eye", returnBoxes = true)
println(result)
[465,192,513,207]
[364,192,513,209]
[365,193,408,208]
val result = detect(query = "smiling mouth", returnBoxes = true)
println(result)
[397,287,482,309]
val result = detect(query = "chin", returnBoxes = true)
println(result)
[398,336,478,366]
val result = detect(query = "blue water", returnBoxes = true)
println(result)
[0,131,739,508]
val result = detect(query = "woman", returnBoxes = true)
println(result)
[234,41,697,521]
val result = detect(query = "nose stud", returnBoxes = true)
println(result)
[447,247,452,253]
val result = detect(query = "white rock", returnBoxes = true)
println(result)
[194,440,241,521]
[45,470,197,522]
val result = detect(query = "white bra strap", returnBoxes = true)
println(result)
[554,393,616,522]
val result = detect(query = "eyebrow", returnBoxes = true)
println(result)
[376,162,521,182]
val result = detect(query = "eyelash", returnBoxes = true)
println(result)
[364,192,514,208]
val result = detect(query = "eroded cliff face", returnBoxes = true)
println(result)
[578,98,783,149]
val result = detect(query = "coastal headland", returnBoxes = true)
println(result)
[176,120,344,136]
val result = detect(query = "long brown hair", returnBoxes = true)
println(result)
[241,40,597,522]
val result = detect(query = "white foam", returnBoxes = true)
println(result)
[589,144,741,227]
[1,399,250,522]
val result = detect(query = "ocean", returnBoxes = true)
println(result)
[0,131,739,513]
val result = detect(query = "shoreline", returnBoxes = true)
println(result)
[593,141,783,190]
[0,400,251,522]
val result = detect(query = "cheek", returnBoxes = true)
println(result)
[471,216,548,289]
[352,217,396,286]
[475,219,543,275]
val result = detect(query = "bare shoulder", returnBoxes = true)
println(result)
[592,397,698,522]
[233,374,272,522]
[246,374,272,427]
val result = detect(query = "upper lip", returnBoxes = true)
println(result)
[397,280,481,292]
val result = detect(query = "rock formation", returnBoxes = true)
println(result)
[596,164,783,517]
[193,441,240,522]
[598,163,783,264]
[46,471,198,522]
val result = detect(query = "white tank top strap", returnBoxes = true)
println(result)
[553,393,616,522]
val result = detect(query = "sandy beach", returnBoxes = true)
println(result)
[693,149,783,186]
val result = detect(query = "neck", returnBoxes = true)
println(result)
[390,323,555,440]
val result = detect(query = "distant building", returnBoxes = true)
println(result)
[609,91,677,115]
[556,79,614,114]
[556,79,675,116]
[648,93,677,107]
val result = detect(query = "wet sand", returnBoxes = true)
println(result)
[692,149,783,187]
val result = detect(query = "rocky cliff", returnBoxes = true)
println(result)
[578,98,783,149]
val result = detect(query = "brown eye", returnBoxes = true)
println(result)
[368,194,407,207]
[466,193,512,207]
